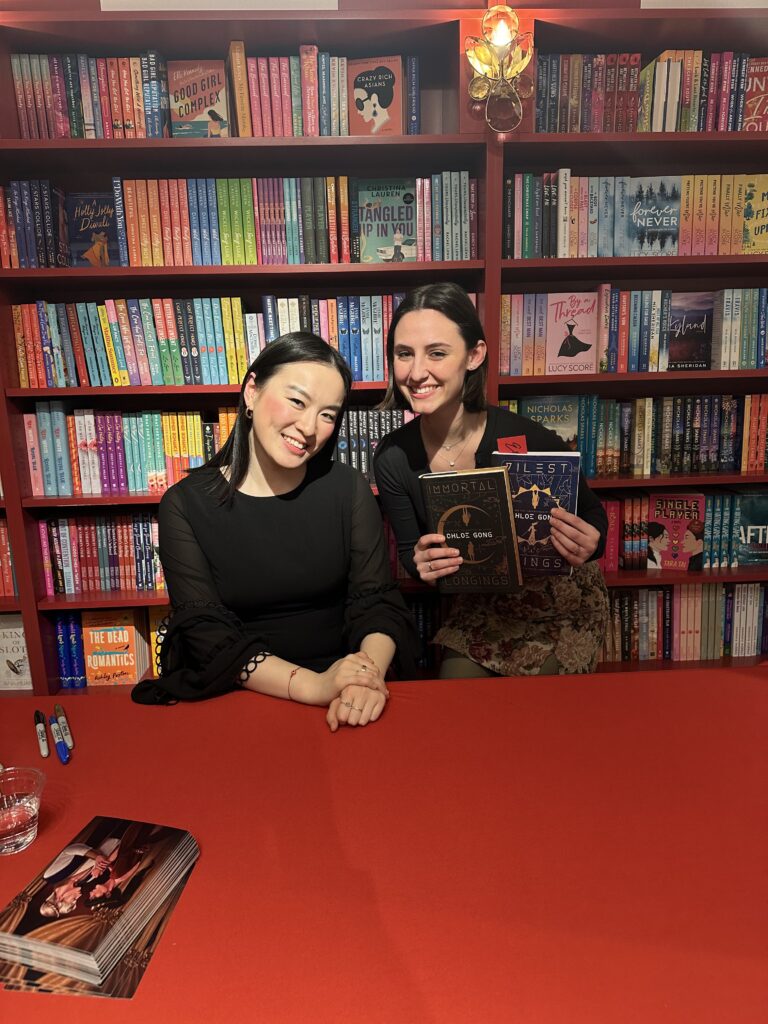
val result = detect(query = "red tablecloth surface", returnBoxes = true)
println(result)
[0,668,766,1023]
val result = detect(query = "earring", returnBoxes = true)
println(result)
[245,407,253,420]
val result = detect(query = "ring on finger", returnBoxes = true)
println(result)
[341,700,354,708]
[427,560,433,572]
[352,705,364,712]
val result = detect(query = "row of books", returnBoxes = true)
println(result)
[10,47,420,141]
[599,490,767,574]
[638,51,768,135]
[39,513,164,598]
[499,286,768,379]
[0,171,478,271]
[25,403,240,498]
[12,297,253,389]
[599,583,768,665]
[53,607,164,688]
[513,392,765,480]
[332,407,410,481]
[533,50,768,135]
[11,291,412,389]
[502,171,768,260]
[10,50,169,140]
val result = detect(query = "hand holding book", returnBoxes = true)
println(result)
[413,532,463,585]
[549,506,601,567]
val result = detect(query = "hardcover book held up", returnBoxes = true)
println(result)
[419,466,523,593]
[0,815,199,990]
[491,451,581,577]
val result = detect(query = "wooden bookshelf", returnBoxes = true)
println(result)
[1,3,767,691]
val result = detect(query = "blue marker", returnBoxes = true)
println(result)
[48,715,70,765]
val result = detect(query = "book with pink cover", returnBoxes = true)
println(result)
[646,492,706,571]
[544,291,598,375]
[347,56,403,136]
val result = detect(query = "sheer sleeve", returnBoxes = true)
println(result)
[158,484,270,670]
[344,472,418,670]
[372,445,421,579]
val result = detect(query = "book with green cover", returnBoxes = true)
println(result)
[240,177,258,265]
[216,178,233,265]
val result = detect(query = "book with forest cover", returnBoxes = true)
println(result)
[419,466,523,593]
[0,613,32,690]
[64,193,120,267]
[491,451,580,576]
[355,178,417,263]
[166,60,229,138]
[518,396,579,450]
[627,175,680,256]
[347,56,403,136]
[667,291,715,371]
[544,292,598,375]
[81,609,150,686]
[0,815,199,988]
[645,492,706,571]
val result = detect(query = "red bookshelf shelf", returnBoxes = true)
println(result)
[0,597,20,613]
[499,370,768,397]
[0,261,484,290]
[501,255,768,284]
[588,473,768,491]
[596,654,767,674]
[0,135,487,177]
[23,496,161,507]
[603,566,768,588]
[38,592,170,611]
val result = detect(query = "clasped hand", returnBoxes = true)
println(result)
[320,652,389,733]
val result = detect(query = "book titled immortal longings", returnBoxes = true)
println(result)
[491,451,581,576]
[0,815,199,987]
[419,466,523,593]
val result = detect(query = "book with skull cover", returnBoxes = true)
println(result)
[491,451,581,576]
[418,466,523,593]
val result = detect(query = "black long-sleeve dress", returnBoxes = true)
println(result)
[374,406,609,675]
[156,458,417,686]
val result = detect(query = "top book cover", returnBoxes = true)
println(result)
[166,60,229,138]
[0,814,199,986]
[419,466,523,593]
[347,56,403,136]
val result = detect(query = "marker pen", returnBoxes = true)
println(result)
[53,703,74,750]
[48,715,70,765]
[34,710,49,758]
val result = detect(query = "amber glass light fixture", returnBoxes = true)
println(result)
[465,5,534,134]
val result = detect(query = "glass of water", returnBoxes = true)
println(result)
[0,768,46,855]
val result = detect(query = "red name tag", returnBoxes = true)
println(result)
[496,435,528,454]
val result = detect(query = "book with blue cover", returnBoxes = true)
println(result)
[65,193,120,267]
[491,450,581,576]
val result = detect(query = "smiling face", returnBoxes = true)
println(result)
[245,361,345,471]
[392,308,487,415]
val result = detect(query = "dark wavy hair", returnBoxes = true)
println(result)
[197,332,352,504]
[379,282,488,412]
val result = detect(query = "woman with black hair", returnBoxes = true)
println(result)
[374,283,609,677]
[137,332,416,729]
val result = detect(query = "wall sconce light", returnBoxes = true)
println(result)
[465,5,534,134]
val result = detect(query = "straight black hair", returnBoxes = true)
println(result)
[379,282,488,412]
[196,332,353,504]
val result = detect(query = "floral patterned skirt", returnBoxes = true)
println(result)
[433,561,609,676]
